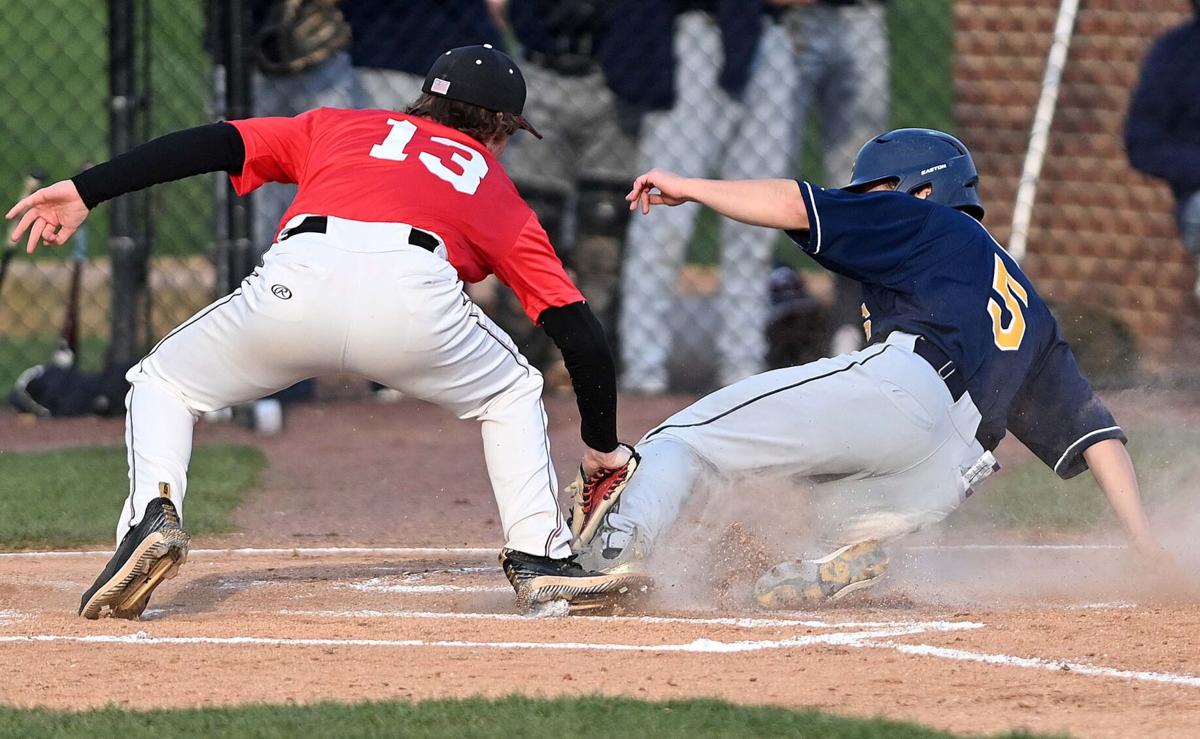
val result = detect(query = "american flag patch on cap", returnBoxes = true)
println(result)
[431,78,451,95]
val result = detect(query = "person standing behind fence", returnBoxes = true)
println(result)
[618,1,797,395]
[340,0,501,110]
[499,0,642,365]
[249,0,357,250]
[1125,1,1200,299]
[772,0,890,356]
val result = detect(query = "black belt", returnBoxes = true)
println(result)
[279,215,441,252]
[912,337,966,402]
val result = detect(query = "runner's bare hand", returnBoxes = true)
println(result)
[626,169,692,214]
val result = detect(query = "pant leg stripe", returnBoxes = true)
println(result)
[137,286,245,372]
[645,345,892,440]
[125,384,136,530]
[538,399,565,558]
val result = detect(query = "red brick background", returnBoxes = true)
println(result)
[955,0,1195,366]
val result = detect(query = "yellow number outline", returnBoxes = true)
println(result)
[987,253,1029,351]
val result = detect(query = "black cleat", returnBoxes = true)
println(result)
[79,497,190,620]
[499,548,652,613]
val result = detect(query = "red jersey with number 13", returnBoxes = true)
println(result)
[228,107,582,322]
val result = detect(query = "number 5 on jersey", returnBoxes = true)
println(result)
[988,254,1028,351]
[370,118,489,195]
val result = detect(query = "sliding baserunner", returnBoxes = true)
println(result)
[573,128,1174,607]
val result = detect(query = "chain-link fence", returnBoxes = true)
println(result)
[1,0,1195,413]
[0,0,216,406]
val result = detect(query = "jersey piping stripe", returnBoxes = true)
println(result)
[644,344,892,440]
[803,181,823,254]
[1053,425,1123,476]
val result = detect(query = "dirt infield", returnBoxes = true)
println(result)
[2,393,1200,737]
[1,547,1199,737]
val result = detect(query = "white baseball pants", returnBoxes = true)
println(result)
[598,332,988,555]
[117,215,571,559]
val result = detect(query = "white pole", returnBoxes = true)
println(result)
[1009,0,1081,264]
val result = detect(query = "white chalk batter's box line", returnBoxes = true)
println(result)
[3,609,1198,689]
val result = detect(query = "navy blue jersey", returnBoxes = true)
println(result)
[788,182,1126,479]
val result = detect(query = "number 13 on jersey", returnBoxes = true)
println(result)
[988,253,1029,351]
[369,118,489,195]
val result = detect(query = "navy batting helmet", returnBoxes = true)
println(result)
[844,128,984,220]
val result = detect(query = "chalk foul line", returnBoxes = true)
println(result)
[277,608,982,632]
[2,610,1195,688]
[0,624,949,655]
[864,641,1200,689]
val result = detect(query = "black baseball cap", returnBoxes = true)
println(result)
[422,44,542,139]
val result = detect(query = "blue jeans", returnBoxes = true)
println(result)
[252,51,359,250]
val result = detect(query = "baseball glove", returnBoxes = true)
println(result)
[568,444,640,547]
[255,0,351,76]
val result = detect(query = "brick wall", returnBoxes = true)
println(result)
[955,0,1194,365]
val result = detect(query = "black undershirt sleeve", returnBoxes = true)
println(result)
[71,122,246,209]
[538,301,619,453]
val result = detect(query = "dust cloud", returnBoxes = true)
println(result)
[632,444,1200,611]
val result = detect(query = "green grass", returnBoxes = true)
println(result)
[0,696,1057,739]
[947,424,1200,533]
[0,443,263,549]
[0,0,214,260]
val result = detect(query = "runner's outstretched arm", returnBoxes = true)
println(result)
[626,168,808,230]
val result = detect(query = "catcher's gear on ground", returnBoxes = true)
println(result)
[753,540,889,610]
[79,496,190,619]
[498,548,651,613]
[568,443,640,547]
[9,361,129,417]
[255,0,351,76]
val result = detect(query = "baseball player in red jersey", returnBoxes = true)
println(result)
[7,45,647,618]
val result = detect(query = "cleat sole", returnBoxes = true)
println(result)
[80,529,190,620]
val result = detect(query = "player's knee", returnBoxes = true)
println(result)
[126,359,202,414]
[507,367,545,402]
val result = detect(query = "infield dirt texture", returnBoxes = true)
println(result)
[2,391,1199,737]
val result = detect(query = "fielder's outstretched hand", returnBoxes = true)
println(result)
[627,168,691,214]
[6,180,89,254]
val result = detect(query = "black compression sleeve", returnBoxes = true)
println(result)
[71,122,246,209]
[539,301,619,453]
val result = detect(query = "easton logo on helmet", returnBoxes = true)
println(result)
[920,163,948,175]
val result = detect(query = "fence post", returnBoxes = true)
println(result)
[212,0,254,295]
[106,0,146,369]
